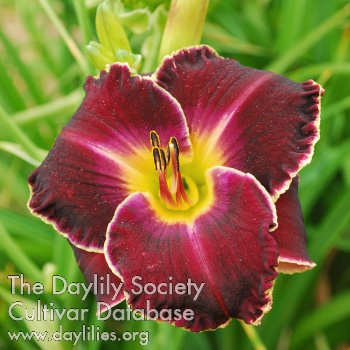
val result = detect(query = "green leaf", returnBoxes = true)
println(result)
[119,8,151,34]
[96,0,131,53]
[266,3,350,73]
[290,291,350,348]
[0,287,64,350]
[0,27,45,105]
[0,142,46,166]
[0,222,43,284]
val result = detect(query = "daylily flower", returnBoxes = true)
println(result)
[28,45,323,332]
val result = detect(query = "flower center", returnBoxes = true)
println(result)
[150,131,196,210]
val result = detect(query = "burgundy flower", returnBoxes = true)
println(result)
[28,45,323,331]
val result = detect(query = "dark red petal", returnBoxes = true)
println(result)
[28,141,130,251]
[70,243,125,311]
[28,64,191,251]
[105,166,278,332]
[80,65,192,160]
[271,176,316,274]
[155,45,323,199]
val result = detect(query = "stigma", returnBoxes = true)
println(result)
[150,131,192,210]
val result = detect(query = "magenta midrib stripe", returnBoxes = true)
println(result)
[201,73,274,160]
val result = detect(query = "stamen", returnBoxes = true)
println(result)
[159,149,167,172]
[152,147,161,171]
[176,175,193,206]
[167,139,180,193]
[166,145,170,165]
[150,130,160,148]
[159,172,176,207]
[169,137,179,168]
[153,147,167,171]
[150,131,193,210]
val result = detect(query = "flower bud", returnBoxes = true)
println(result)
[158,0,209,61]
[115,49,142,74]
[96,0,131,53]
[86,41,115,71]
[118,9,151,34]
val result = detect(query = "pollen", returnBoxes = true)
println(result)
[150,131,193,210]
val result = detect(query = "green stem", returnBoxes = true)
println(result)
[13,89,84,125]
[72,0,95,74]
[0,104,44,162]
[321,96,350,121]
[142,31,163,73]
[86,302,105,350]
[240,321,267,350]
[141,6,167,72]
[0,222,43,284]
[266,3,350,73]
[158,0,209,62]
[37,0,88,75]
[0,27,45,105]
[72,0,93,45]
[288,62,350,81]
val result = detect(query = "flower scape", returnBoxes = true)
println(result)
[28,45,324,332]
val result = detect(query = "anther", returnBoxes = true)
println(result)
[150,130,160,148]
[167,138,180,192]
[152,147,167,172]
[152,148,161,171]
[170,137,179,156]
[166,145,170,165]
[169,137,179,169]
[159,149,167,171]
[150,131,192,209]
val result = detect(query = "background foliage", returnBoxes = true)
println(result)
[1,0,350,349]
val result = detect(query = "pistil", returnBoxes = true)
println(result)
[150,131,192,209]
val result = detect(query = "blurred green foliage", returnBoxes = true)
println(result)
[0,0,350,349]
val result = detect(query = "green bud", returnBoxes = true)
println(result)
[115,49,142,73]
[118,9,151,34]
[86,41,116,71]
[122,0,170,11]
[96,0,131,53]
[153,4,168,31]
[141,5,167,72]
[158,0,209,61]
